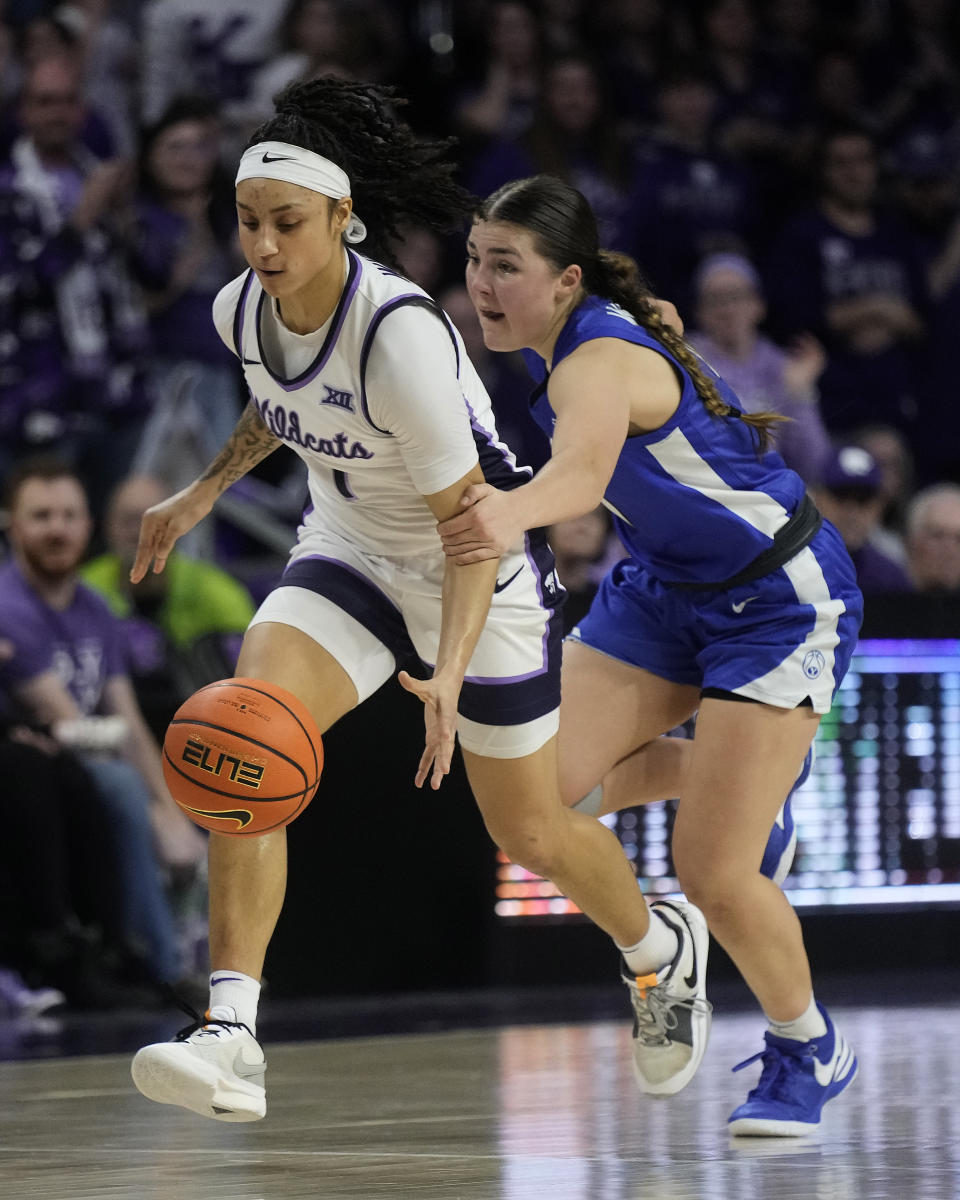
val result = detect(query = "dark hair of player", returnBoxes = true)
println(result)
[247,76,477,270]
[479,174,786,451]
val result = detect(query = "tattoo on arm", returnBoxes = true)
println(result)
[199,400,282,494]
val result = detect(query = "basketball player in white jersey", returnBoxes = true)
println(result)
[128,79,712,1123]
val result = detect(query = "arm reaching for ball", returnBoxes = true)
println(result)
[131,401,281,582]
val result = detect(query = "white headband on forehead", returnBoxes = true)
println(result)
[236,140,367,243]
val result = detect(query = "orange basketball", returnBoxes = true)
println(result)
[162,677,323,836]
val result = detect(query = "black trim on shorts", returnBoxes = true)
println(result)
[701,687,814,708]
[458,604,564,727]
[277,556,562,726]
[280,557,421,671]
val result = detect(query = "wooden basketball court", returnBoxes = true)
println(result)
[1,994,957,1199]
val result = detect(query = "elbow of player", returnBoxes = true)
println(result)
[580,465,611,512]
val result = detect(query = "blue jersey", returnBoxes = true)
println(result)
[523,296,806,585]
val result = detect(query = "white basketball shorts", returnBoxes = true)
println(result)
[249,527,564,758]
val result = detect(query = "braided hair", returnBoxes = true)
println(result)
[478,175,786,452]
[246,77,477,269]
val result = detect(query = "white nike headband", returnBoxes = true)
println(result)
[235,140,367,244]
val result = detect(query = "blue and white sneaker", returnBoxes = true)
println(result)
[759,745,814,885]
[728,1003,858,1136]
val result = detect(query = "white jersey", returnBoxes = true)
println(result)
[213,251,531,558]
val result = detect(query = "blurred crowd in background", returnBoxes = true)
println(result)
[1,0,960,1018]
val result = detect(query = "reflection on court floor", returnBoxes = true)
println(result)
[0,1004,957,1199]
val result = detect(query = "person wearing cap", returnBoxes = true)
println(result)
[811,446,914,595]
[126,77,678,1127]
[689,252,832,483]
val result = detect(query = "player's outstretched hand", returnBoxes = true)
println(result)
[438,483,521,563]
[130,483,215,582]
[398,669,460,790]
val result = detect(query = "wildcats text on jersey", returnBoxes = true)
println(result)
[253,395,375,460]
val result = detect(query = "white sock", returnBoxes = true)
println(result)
[617,900,680,976]
[765,994,827,1042]
[208,970,261,1035]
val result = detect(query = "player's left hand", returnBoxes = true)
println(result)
[438,483,522,563]
[398,668,461,789]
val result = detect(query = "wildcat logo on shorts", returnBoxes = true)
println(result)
[181,737,265,789]
[802,650,825,679]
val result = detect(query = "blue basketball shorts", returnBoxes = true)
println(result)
[570,520,863,713]
[249,527,564,758]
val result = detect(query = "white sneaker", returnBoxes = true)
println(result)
[131,1010,266,1122]
[622,899,712,1096]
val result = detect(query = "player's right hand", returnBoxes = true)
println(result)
[437,483,521,563]
[397,668,460,790]
[130,483,215,582]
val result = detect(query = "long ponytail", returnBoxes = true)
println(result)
[591,250,787,451]
[480,176,786,452]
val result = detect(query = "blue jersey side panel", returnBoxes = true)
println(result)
[525,297,807,583]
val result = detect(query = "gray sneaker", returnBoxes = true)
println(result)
[622,899,712,1096]
[131,1010,266,1122]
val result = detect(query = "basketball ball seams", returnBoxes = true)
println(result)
[162,748,318,803]
[166,717,312,786]
[163,677,323,836]
[245,794,311,835]
[195,678,320,780]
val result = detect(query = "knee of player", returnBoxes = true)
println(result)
[489,822,565,881]
[672,853,741,922]
[676,864,744,926]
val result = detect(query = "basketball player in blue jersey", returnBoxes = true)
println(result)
[126,80,716,1123]
[441,175,862,1136]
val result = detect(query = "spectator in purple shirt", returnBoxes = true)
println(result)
[452,0,542,152]
[625,63,760,313]
[0,638,159,1012]
[764,126,928,440]
[810,445,915,595]
[0,457,206,987]
[129,96,246,479]
[467,53,635,252]
[0,54,151,517]
[688,251,832,483]
[138,0,286,161]
[697,0,805,169]
[0,651,158,1011]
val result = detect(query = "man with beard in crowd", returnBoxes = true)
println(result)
[0,457,205,998]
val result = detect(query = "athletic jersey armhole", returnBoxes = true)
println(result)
[358,296,460,434]
[552,331,687,437]
[211,270,255,357]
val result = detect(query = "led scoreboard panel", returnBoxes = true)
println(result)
[495,639,960,918]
